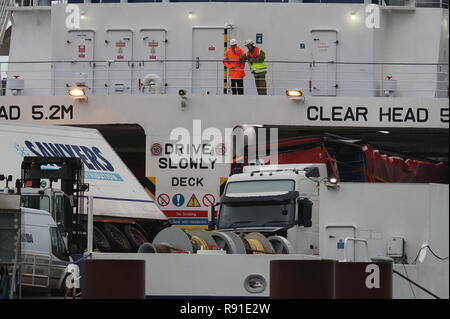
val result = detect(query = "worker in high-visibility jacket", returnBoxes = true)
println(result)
[223,39,246,95]
[244,39,268,95]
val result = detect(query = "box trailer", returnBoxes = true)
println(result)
[0,122,169,253]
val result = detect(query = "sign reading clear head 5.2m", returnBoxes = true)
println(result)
[0,122,166,222]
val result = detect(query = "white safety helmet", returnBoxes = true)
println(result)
[244,39,254,46]
[230,38,237,46]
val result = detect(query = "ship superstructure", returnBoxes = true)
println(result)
[0,1,448,299]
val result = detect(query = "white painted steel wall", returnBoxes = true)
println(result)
[5,4,448,97]
[381,8,449,97]
[0,94,447,227]
[7,8,52,95]
[319,183,449,298]
[90,252,321,298]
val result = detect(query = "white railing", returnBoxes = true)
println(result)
[1,60,448,98]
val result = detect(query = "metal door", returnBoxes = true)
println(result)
[137,29,167,94]
[105,29,133,94]
[192,27,225,95]
[58,30,94,95]
[310,30,337,96]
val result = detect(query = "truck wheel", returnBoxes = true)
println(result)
[123,225,148,250]
[102,223,133,252]
[94,225,112,252]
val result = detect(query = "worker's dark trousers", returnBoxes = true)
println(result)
[230,79,244,95]
[254,72,267,95]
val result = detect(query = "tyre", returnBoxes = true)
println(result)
[123,225,148,250]
[102,223,133,252]
[93,225,112,252]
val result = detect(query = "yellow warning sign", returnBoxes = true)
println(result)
[187,194,201,207]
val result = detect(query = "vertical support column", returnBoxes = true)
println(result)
[87,196,94,254]
[223,28,228,95]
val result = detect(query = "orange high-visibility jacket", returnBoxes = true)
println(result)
[223,46,246,79]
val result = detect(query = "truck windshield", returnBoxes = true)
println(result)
[219,180,296,229]
[21,195,50,213]
[50,227,69,261]
[218,199,296,229]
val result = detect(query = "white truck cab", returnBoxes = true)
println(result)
[21,206,70,294]
[212,164,328,255]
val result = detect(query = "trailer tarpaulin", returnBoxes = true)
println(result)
[232,136,448,184]
[363,145,449,184]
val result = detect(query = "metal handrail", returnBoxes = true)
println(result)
[2,59,449,65]
[1,60,448,97]
[343,237,370,262]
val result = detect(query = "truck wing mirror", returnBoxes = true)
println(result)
[208,202,221,231]
[297,198,313,227]
[304,167,320,178]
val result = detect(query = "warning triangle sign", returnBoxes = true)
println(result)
[187,194,201,208]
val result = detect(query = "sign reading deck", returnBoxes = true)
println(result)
[147,138,228,227]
